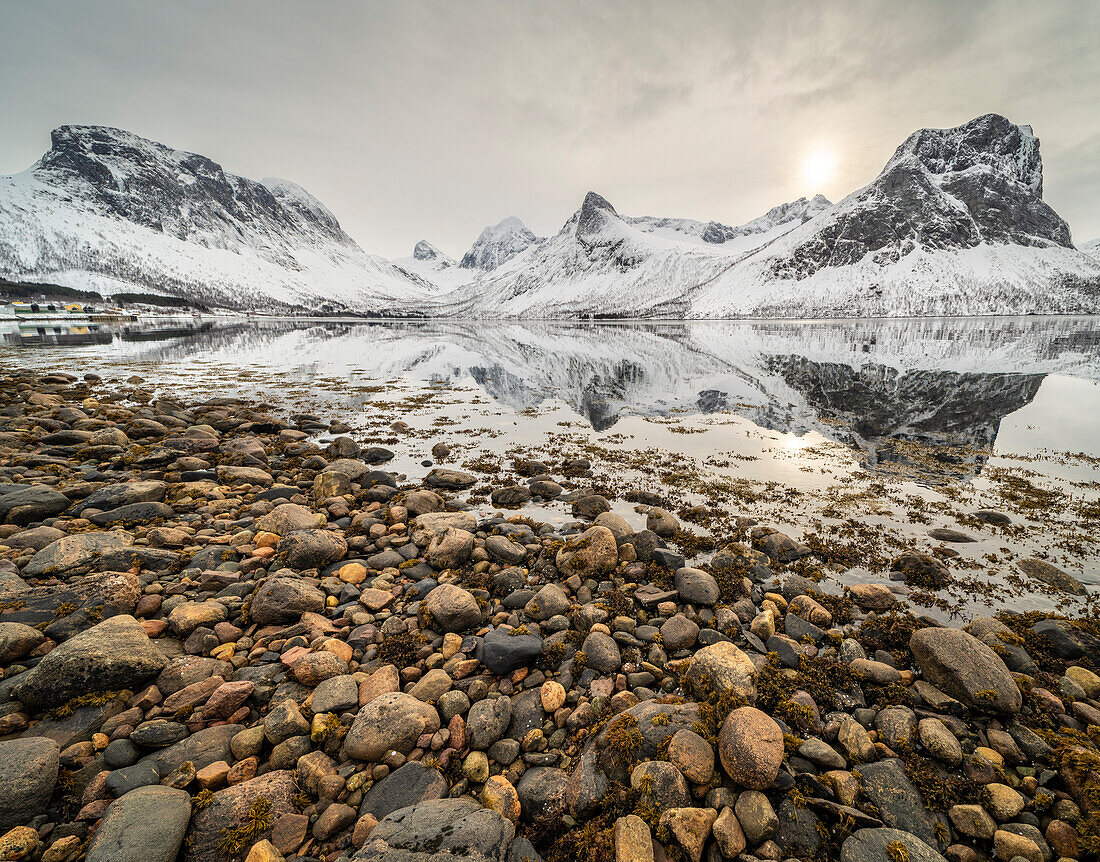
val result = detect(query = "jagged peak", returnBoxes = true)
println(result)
[459,216,539,271]
[576,191,620,243]
[885,113,1044,196]
[412,240,453,264]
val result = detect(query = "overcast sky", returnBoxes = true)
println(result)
[2,0,1098,257]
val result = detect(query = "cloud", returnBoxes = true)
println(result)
[0,0,1097,256]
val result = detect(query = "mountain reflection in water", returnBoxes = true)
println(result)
[3,315,1098,481]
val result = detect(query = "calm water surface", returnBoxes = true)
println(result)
[3,315,1098,616]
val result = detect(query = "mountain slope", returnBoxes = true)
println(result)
[435,191,826,317]
[690,114,1100,317]
[0,125,431,312]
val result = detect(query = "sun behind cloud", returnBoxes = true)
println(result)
[800,147,836,191]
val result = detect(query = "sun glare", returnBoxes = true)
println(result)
[801,148,836,190]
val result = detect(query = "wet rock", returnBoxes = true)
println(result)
[683,641,756,702]
[928,528,976,543]
[0,622,45,663]
[580,629,621,673]
[1016,558,1086,595]
[673,567,719,606]
[184,771,296,862]
[718,707,783,789]
[22,532,133,578]
[311,674,358,714]
[909,627,1021,712]
[631,760,690,810]
[0,737,59,830]
[424,468,477,490]
[858,759,945,850]
[667,729,714,783]
[660,807,716,862]
[524,584,571,621]
[360,762,447,821]
[86,786,191,862]
[13,614,166,710]
[479,628,543,675]
[355,798,516,861]
[277,529,347,569]
[734,789,779,844]
[891,552,951,588]
[467,695,512,750]
[422,583,482,632]
[344,692,441,760]
[516,766,568,823]
[0,484,71,525]
[425,527,475,569]
[254,503,323,535]
[249,576,326,625]
[4,525,65,551]
[555,526,618,578]
[840,827,947,862]
[849,583,898,612]
[614,814,654,862]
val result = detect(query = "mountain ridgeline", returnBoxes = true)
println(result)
[1,115,1098,316]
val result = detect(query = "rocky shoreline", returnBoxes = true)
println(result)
[0,366,1096,862]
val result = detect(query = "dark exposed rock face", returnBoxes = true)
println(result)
[38,125,347,246]
[771,114,1074,280]
[459,216,539,271]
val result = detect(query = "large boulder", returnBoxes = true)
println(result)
[360,762,447,821]
[78,480,167,514]
[86,785,191,862]
[344,692,441,761]
[422,583,482,633]
[354,798,516,862]
[0,484,71,525]
[683,642,757,703]
[718,707,783,790]
[479,628,543,675]
[254,503,323,535]
[555,526,618,578]
[841,828,947,862]
[0,737,59,830]
[184,771,297,862]
[909,627,1021,712]
[277,529,347,569]
[12,614,167,710]
[425,527,475,570]
[22,531,134,578]
[249,576,326,625]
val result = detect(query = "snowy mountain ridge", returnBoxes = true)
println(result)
[0,125,432,312]
[0,115,1098,317]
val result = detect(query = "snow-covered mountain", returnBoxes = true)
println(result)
[391,240,470,291]
[625,194,831,245]
[2,115,1098,318]
[458,216,541,271]
[1082,238,1100,261]
[690,115,1100,317]
[0,125,431,312]
[432,190,844,317]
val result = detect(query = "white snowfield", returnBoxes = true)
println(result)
[0,118,1098,317]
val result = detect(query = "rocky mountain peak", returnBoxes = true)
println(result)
[32,124,350,247]
[459,216,539,271]
[886,113,1044,196]
[413,240,452,264]
[575,191,619,244]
